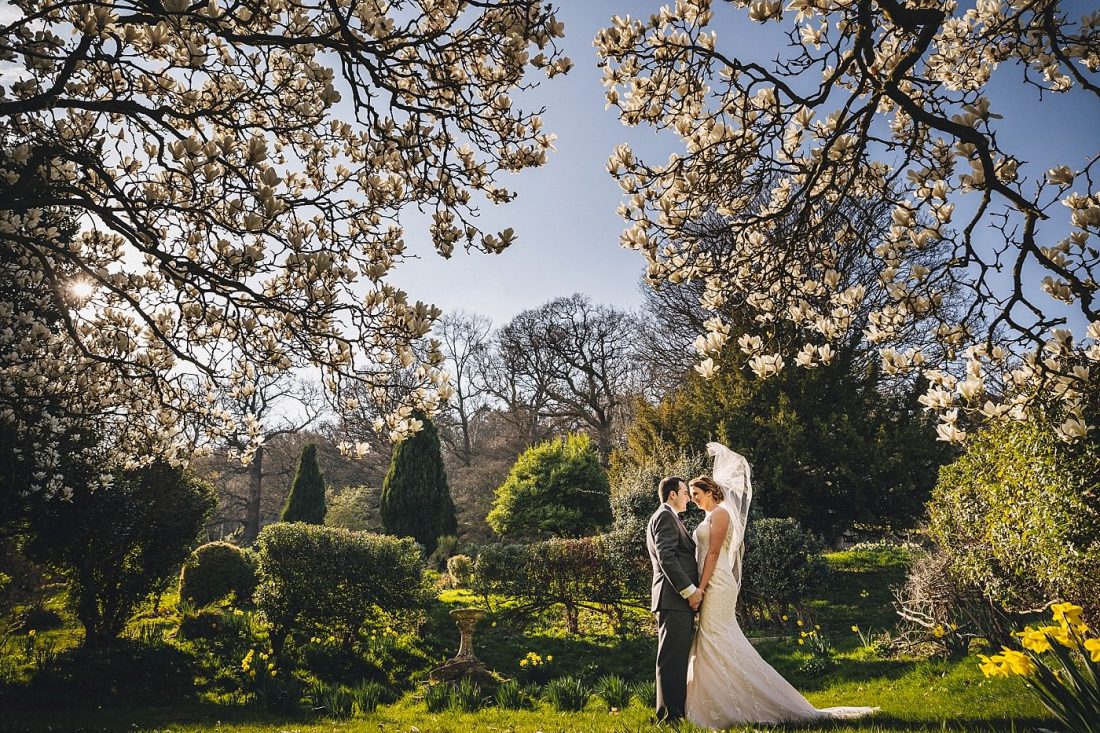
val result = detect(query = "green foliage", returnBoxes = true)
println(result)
[631,679,656,709]
[473,536,630,633]
[741,518,829,622]
[179,542,259,608]
[380,413,456,556]
[930,417,1100,621]
[254,523,427,656]
[280,444,327,524]
[424,682,450,713]
[618,353,949,544]
[494,679,535,710]
[446,555,474,587]
[593,674,631,711]
[29,462,215,645]
[543,675,590,711]
[427,534,459,572]
[324,486,380,532]
[307,679,385,719]
[487,433,611,539]
[448,677,485,713]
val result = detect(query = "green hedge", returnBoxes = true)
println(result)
[255,523,428,654]
[179,541,259,607]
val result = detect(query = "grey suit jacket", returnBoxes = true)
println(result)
[646,505,699,612]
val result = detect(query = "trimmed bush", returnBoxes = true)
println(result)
[487,433,611,539]
[179,541,259,607]
[930,416,1100,624]
[740,517,829,623]
[255,523,427,655]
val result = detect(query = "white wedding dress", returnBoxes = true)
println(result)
[685,443,878,728]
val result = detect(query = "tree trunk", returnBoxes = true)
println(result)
[243,444,264,544]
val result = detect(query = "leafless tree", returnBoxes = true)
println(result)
[435,310,494,466]
[491,294,643,461]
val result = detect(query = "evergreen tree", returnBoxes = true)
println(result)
[281,444,327,524]
[380,412,456,555]
[617,352,949,545]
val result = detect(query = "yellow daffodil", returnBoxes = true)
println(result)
[978,654,1009,678]
[28,629,36,637]
[1084,638,1100,663]
[546,655,553,662]
[1051,602,1085,628]
[851,625,860,633]
[999,648,1037,676]
[519,659,528,667]
[1038,624,1073,648]
[797,639,805,646]
[1015,627,1053,653]
[933,625,946,638]
[796,620,804,627]
[781,615,789,622]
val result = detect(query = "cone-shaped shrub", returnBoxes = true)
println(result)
[281,443,326,524]
[380,412,456,555]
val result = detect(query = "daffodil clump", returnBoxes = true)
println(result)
[240,648,277,687]
[517,650,554,685]
[977,603,1100,731]
[796,626,835,674]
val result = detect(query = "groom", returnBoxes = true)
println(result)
[647,476,703,723]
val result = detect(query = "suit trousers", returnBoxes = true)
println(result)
[655,608,693,722]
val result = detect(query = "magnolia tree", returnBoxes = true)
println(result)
[595,0,1099,442]
[0,0,569,498]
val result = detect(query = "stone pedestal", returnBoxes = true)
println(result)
[428,608,499,689]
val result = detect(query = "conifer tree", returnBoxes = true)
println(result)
[380,412,456,555]
[281,444,327,525]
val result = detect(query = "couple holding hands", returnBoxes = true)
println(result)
[646,443,877,728]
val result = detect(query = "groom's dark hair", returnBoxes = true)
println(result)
[658,476,686,503]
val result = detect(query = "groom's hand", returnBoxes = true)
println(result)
[688,588,703,611]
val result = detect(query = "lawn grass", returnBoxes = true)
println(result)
[1,549,1052,732]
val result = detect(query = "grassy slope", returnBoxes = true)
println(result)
[1,550,1049,732]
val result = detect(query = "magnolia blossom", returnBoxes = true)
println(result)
[596,0,1098,443]
[2,0,569,485]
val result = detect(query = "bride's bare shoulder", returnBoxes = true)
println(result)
[710,505,731,528]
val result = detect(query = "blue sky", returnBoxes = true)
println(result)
[393,1,1100,333]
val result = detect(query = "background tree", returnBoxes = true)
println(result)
[1,0,571,488]
[217,372,326,542]
[487,433,612,539]
[596,1,1099,442]
[324,485,382,533]
[380,412,456,556]
[492,294,643,461]
[618,350,949,544]
[280,444,327,525]
[434,310,494,467]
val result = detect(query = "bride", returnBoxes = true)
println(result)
[684,442,878,728]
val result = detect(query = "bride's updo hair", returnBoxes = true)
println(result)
[689,475,724,502]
